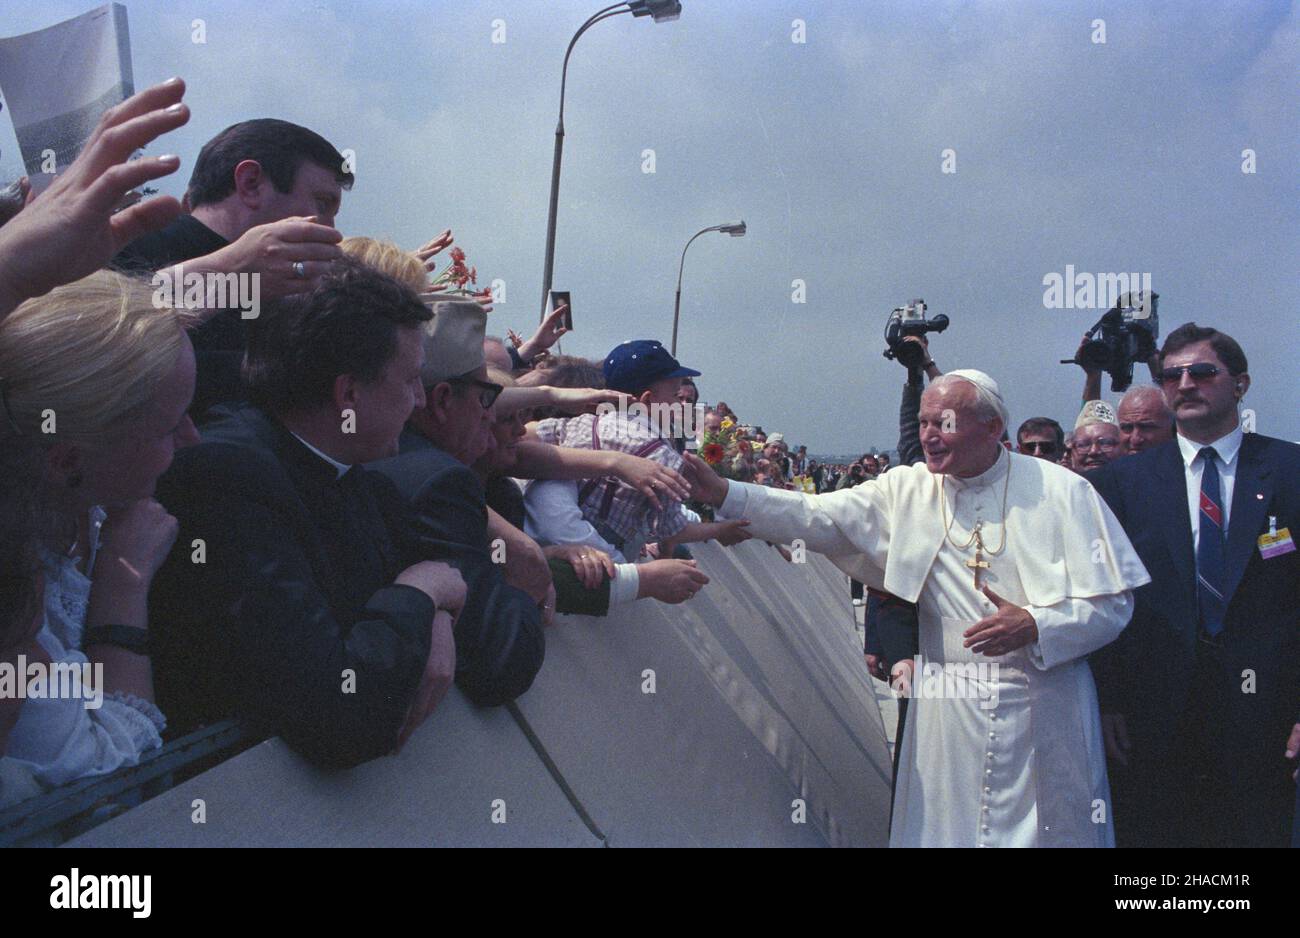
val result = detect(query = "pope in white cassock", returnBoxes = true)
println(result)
[684,371,1151,847]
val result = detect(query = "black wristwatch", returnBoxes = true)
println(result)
[83,624,150,655]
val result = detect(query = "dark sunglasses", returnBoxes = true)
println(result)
[1022,440,1058,455]
[447,375,504,409]
[1158,363,1221,385]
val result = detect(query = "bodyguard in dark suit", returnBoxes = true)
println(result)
[1089,323,1299,847]
[150,262,476,768]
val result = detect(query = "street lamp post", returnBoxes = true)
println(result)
[671,220,746,356]
[539,0,683,323]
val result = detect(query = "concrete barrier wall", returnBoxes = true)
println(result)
[70,547,892,847]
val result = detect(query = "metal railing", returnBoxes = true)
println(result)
[0,719,251,847]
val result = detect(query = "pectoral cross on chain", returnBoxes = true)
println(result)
[965,523,990,589]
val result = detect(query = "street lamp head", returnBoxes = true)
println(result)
[719,220,747,237]
[629,0,683,23]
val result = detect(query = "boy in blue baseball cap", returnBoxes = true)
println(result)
[523,340,748,573]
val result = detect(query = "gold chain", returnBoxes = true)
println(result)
[938,450,1012,555]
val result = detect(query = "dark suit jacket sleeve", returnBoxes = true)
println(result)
[897,380,925,467]
[407,463,545,707]
[1085,464,1131,714]
[151,449,435,769]
[549,558,612,617]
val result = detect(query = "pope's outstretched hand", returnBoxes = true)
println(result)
[681,452,729,508]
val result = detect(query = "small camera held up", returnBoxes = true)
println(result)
[883,299,950,368]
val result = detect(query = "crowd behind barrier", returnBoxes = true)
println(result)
[0,76,1295,849]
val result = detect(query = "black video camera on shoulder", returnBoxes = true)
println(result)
[883,299,949,369]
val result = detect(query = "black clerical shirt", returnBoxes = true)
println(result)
[111,215,247,421]
[149,403,436,768]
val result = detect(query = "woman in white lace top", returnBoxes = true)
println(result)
[0,271,199,787]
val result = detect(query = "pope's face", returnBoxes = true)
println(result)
[919,383,1003,477]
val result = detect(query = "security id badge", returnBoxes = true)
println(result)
[1258,517,1295,560]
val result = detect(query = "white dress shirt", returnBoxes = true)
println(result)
[290,431,351,478]
[1176,425,1243,553]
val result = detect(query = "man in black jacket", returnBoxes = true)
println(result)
[112,119,351,418]
[1089,323,1299,847]
[150,261,473,768]
[371,299,547,702]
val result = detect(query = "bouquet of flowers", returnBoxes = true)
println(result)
[430,246,494,305]
[700,417,747,481]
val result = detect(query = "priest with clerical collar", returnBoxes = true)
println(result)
[684,369,1150,847]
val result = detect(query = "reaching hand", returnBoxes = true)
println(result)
[713,518,752,547]
[414,229,454,270]
[194,215,342,299]
[963,584,1039,656]
[679,451,730,507]
[517,303,569,362]
[543,543,615,590]
[0,77,192,317]
[549,387,632,415]
[612,452,691,509]
[637,559,709,604]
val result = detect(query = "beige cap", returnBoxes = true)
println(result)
[418,298,487,386]
[1075,399,1119,430]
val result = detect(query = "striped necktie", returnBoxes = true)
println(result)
[1196,446,1227,637]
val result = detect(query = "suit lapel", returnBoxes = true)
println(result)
[1153,441,1196,601]
[1224,434,1272,606]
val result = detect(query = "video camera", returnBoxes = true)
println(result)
[883,299,949,369]
[1060,290,1159,393]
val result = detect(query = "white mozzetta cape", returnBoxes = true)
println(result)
[719,450,1150,608]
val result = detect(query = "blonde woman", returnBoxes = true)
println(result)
[0,270,198,787]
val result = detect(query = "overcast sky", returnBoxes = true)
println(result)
[3,0,1296,453]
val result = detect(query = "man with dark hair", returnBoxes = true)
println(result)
[1089,322,1300,846]
[1016,417,1065,462]
[371,299,546,706]
[149,260,470,768]
[113,118,353,418]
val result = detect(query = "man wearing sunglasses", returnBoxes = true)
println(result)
[1088,322,1300,847]
[1015,417,1065,462]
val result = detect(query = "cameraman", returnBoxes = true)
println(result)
[863,334,936,805]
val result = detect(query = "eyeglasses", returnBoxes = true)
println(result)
[1021,441,1058,456]
[1158,363,1221,385]
[1077,437,1121,452]
[447,375,504,409]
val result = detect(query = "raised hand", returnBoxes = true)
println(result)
[414,229,454,271]
[187,215,342,300]
[0,77,192,316]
